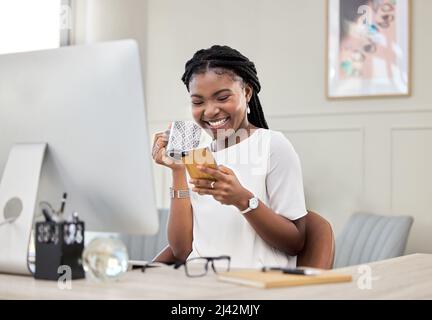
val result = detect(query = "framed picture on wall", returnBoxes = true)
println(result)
[326,0,411,99]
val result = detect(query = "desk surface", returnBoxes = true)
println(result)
[1,254,431,299]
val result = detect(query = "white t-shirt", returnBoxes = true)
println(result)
[187,128,308,268]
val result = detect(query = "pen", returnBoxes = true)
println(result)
[261,266,321,276]
[282,268,321,276]
[39,201,58,222]
[59,192,67,214]
[41,208,54,222]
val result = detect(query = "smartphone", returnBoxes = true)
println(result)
[182,147,217,181]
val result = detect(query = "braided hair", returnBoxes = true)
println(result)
[181,45,269,129]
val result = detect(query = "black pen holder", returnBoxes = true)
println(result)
[34,220,85,280]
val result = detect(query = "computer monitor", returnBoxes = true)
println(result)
[0,40,159,275]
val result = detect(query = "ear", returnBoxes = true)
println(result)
[245,84,253,103]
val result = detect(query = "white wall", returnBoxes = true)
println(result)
[72,0,432,255]
[71,0,148,101]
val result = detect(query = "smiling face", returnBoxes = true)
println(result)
[188,69,253,140]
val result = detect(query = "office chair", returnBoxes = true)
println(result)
[297,211,335,269]
[334,212,414,268]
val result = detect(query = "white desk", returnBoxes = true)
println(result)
[1,254,431,299]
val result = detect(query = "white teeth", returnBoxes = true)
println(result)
[208,118,229,127]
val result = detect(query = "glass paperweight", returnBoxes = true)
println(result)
[82,237,129,282]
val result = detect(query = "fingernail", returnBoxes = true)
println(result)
[196,165,202,170]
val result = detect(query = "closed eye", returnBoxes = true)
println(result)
[217,95,230,102]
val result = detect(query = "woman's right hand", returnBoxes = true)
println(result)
[152,126,185,171]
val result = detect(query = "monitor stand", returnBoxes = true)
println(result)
[0,143,47,275]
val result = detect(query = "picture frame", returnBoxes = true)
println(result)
[326,0,411,99]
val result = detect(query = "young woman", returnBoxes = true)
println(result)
[152,45,307,268]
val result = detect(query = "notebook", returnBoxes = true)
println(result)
[217,269,352,289]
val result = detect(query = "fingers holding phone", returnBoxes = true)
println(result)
[182,148,218,181]
[189,164,253,209]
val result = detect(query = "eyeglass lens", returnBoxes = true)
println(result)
[183,257,230,277]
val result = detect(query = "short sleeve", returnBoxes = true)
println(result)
[266,131,308,220]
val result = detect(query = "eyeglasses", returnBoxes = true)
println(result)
[174,255,231,277]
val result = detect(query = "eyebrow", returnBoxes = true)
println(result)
[190,89,232,99]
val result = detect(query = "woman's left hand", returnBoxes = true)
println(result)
[189,165,253,210]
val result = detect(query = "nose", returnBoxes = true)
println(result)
[203,103,221,119]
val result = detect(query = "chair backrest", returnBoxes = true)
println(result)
[297,211,335,269]
[334,212,414,268]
